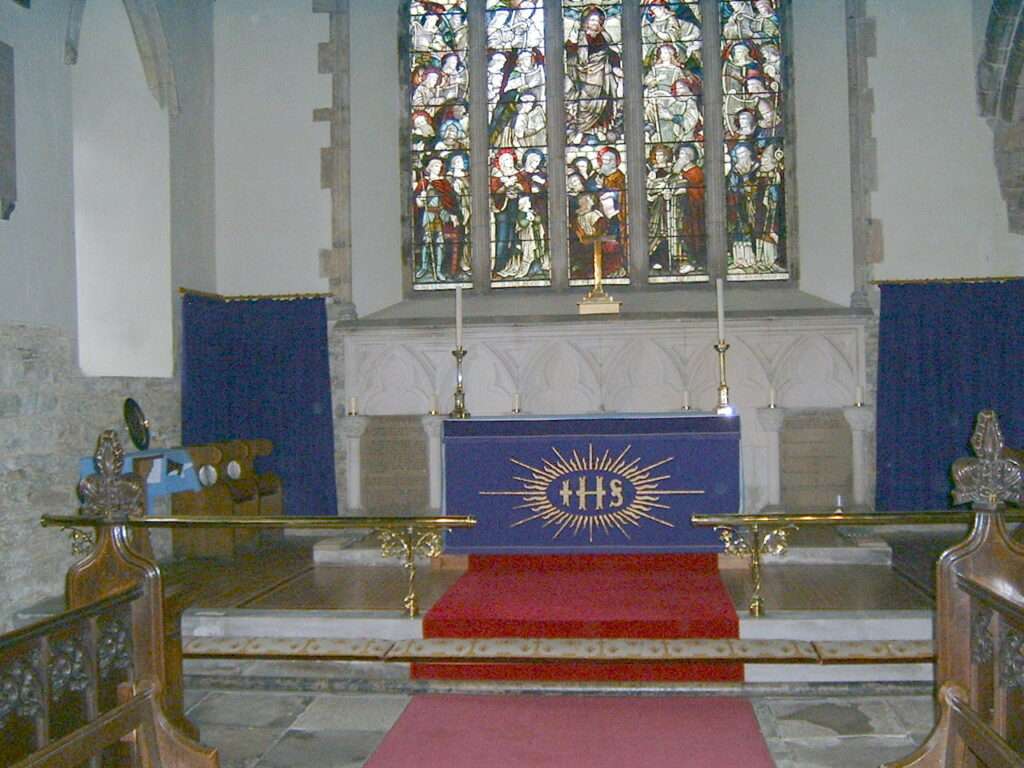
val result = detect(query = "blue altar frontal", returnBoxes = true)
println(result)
[443,414,741,554]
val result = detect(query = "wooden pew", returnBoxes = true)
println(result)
[884,411,1024,768]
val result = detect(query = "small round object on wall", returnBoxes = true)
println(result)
[123,398,150,451]
[226,460,242,480]
[197,464,218,487]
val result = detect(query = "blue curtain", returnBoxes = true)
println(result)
[875,281,1024,510]
[181,293,338,517]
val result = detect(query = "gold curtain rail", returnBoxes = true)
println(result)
[692,510,1024,527]
[178,287,333,303]
[869,276,1024,286]
[41,514,476,530]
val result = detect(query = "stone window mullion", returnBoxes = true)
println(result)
[701,0,728,280]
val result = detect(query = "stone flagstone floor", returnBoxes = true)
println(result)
[184,687,936,768]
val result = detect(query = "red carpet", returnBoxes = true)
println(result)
[414,554,741,682]
[365,694,774,767]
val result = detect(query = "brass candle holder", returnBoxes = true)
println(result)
[714,340,733,416]
[449,347,470,419]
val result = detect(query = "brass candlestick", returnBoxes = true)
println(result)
[449,347,470,419]
[714,340,733,416]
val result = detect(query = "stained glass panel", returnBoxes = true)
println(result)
[566,144,629,286]
[721,0,788,280]
[409,2,471,290]
[641,1,707,282]
[564,2,628,285]
[489,148,551,287]
[488,2,551,287]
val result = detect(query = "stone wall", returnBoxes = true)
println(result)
[0,324,179,630]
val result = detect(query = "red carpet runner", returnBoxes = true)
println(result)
[365,694,774,767]
[414,554,741,682]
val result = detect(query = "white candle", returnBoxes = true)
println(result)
[513,393,521,412]
[455,285,464,349]
[430,393,438,414]
[715,278,726,342]
[348,396,357,415]
[855,386,863,405]
[682,390,690,410]
[769,387,776,408]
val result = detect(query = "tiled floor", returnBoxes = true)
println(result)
[184,687,936,768]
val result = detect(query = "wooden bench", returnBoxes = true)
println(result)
[884,411,1024,767]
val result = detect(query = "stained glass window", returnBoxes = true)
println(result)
[409,2,471,291]
[563,1,629,286]
[487,2,552,287]
[642,1,706,283]
[721,0,788,280]
[403,0,791,293]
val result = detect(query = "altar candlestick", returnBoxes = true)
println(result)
[682,390,690,410]
[513,393,521,413]
[855,386,863,406]
[768,387,776,408]
[715,278,726,342]
[430,394,438,415]
[348,396,358,415]
[455,285,464,349]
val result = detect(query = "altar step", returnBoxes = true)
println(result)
[180,605,933,684]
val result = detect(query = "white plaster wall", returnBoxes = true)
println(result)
[0,1,76,331]
[214,0,330,296]
[73,0,172,377]
[350,0,403,317]
[791,0,855,305]
[869,0,1024,280]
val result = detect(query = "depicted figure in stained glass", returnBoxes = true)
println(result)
[673,142,705,271]
[754,140,784,270]
[722,41,758,98]
[412,4,468,51]
[565,7,624,144]
[439,52,469,103]
[449,150,472,275]
[721,1,756,40]
[489,49,546,144]
[435,117,469,151]
[411,110,436,151]
[761,43,781,89]
[643,0,701,53]
[595,146,627,277]
[521,147,549,238]
[725,142,758,270]
[487,0,545,50]
[487,51,510,102]
[574,192,607,239]
[490,148,527,276]
[504,48,546,101]
[751,0,780,37]
[647,144,679,272]
[414,156,464,281]
[412,66,445,109]
[572,156,600,192]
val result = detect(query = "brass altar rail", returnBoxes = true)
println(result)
[690,509,1023,617]
[42,514,476,617]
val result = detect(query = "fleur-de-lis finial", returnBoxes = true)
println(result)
[951,410,1022,510]
[77,430,145,520]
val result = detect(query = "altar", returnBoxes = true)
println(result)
[442,414,741,554]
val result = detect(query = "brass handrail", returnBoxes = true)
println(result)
[691,509,1023,527]
[42,514,476,618]
[40,514,476,529]
[691,507,1022,617]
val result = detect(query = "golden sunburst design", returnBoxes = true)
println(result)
[479,443,704,543]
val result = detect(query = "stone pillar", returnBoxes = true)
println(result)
[421,415,444,513]
[341,415,368,513]
[843,405,875,508]
[757,406,786,506]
